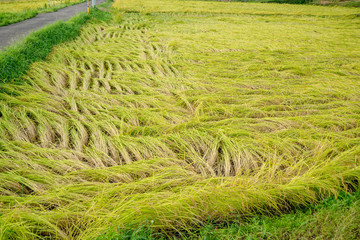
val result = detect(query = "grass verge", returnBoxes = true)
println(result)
[0,10,38,26]
[0,8,111,84]
[0,0,86,27]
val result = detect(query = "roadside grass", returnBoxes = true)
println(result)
[0,0,359,239]
[0,8,111,83]
[0,0,86,26]
[0,10,37,26]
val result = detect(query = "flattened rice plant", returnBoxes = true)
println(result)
[0,0,360,238]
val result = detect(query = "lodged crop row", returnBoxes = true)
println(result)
[0,1,360,239]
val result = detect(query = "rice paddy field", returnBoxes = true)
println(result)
[1,0,360,239]
[0,0,81,13]
[0,0,85,26]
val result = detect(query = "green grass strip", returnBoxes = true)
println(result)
[0,11,38,26]
[0,1,87,27]
[0,8,111,84]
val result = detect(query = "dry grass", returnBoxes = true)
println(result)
[0,0,360,239]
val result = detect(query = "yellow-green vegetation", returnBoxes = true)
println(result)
[197,190,360,239]
[0,0,81,13]
[312,0,360,8]
[0,0,85,26]
[98,189,360,239]
[0,8,110,82]
[115,0,360,15]
[1,0,360,239]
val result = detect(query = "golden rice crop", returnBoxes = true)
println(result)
[0,0,83,13]
[0,0,359,239]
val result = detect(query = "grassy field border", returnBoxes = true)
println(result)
[0,10,38,27]
[0,8,111,84]
[0,0,87,27]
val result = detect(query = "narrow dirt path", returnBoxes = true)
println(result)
[0,0,106,50]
